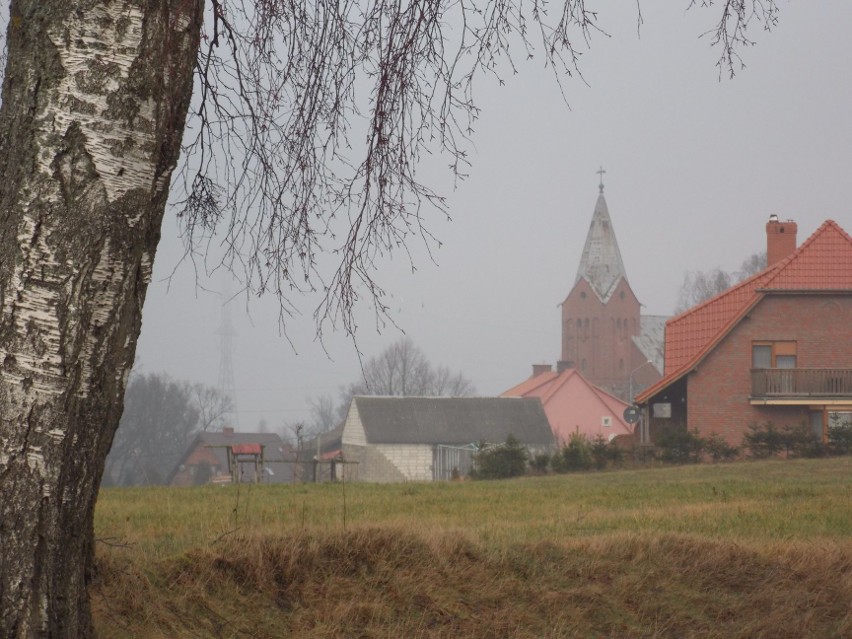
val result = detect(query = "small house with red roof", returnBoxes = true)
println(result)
[502,364,633,444]
[636,217,852,446]
[167,427,295,485]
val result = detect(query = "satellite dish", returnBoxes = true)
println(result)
[623,406,641,424]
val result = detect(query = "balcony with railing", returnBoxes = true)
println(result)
[751,368,852,399]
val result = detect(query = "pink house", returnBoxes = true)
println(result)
[502,365,633,444]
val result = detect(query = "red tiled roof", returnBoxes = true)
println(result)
[231,444,263,455]
[662,269,775,374]
[762,220,852,290]
[637,220,852,403]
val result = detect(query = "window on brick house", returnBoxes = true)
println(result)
[752,341,797,368]
[810,411,825,441]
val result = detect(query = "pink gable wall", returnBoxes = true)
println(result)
[503,370,632,444]
[544,373,632,443]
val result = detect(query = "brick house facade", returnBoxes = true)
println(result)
[636,218,852,446]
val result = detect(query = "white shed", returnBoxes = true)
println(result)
[341,396,554,482]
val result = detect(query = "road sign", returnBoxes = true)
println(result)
[623,406,641,424]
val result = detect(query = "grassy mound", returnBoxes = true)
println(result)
[93,459,852,637]
[92,528,852,638]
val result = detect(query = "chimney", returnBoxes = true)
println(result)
[556,360,574,373]
[223,427,235,436]
[532,364,552,377]
[766,215,797,266]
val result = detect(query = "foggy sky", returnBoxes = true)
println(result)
[135,2,852,432]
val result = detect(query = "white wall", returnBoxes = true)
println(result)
[341,402,367,446]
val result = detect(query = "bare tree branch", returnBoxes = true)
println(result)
[170,1,779,343]
[689,0,780,78]
[173,1,616,343]
[674,251,767,314]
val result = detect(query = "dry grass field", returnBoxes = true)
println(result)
[92,457,852,638]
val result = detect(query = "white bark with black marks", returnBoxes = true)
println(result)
[0,1,202,636]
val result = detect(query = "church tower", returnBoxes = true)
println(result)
[560,171,645,399]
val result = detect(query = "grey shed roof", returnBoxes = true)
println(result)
[350,396,554,446]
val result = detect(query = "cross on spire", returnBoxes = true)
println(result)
[597,166,606,193]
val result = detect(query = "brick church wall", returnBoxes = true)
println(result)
[561,277,643,397]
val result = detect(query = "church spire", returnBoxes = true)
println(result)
[575,170,628,302]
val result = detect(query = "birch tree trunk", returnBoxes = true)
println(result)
[0,1,203,636]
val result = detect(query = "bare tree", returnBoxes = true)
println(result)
[103,373,220,486]
[674,251,767,313]
[356,337,436,396]
[336,337,476,415]
[307,394,339,434]
[735,251,768,280]
[432,364,477,397]
[0,1,779,635]
[190,382,233,432]
[674,267,734,314]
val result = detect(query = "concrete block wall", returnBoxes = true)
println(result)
[342,444,411,483]
[376,444,433,481]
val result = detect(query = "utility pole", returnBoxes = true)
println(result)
[217,281,240,429]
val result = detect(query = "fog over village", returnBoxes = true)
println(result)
[5,2,852,635]
[134,2,852,433]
